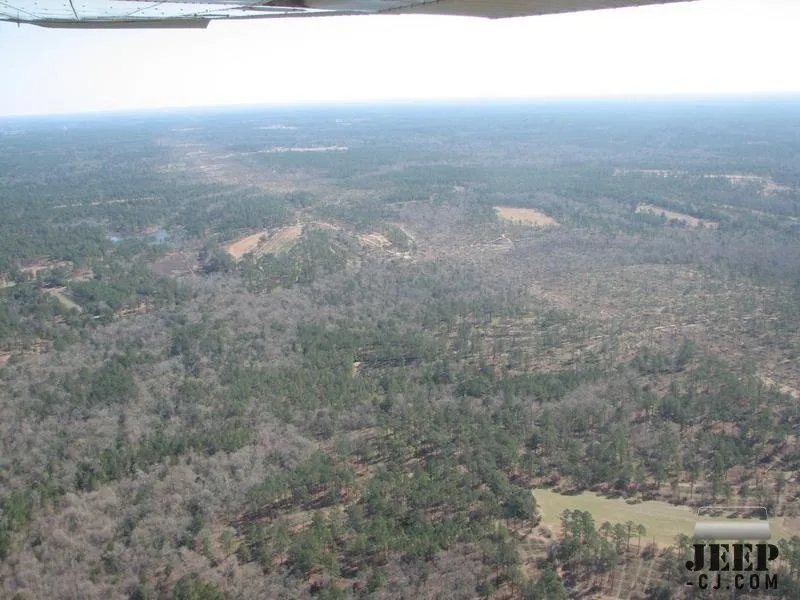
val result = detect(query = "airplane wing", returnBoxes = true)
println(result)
[0,0,696,29]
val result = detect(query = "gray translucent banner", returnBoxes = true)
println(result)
[693,522,771,541]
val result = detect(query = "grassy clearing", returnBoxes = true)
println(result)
[44,288,82,313]
[533,488,799,547]
[495,206,558,227]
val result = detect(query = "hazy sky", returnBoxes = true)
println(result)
[1,0,799,117]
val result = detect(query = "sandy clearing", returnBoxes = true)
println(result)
[393,224,416,243]
[258,224,303,256]
[495,206,558,227]
[715,203,800,223]
[225,231,268,260]
[256,125,297,130]
[533,488,798,548]
[636,204,718,229]
[706,172,794,194]
[763,181,794,194]
[358,233,391,249]
[20,260,72,276]
[211,146,346,158]
[54,197,159,209]
[225,225,303,260]
[616,168,793,195]
[614,168,682,177]
[262,146,347,153]
[221,147,348,157]
[759,373,800,400]
[703,173,781,189]
[311,221,344,231]
[69,268,94,282]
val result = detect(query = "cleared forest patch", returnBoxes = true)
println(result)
[704,173,793,195]
[534,488,695,547]
[716,202,800,223]
[20,259,72,277]
[44,288,82,313]
[533,488,799,547]
[68,268,94,282]
[635,204,718,228]
[495,206,558,227]
[257,224,303,256]
[225,231,268,259]
[311,220,344,231]
[225,225,303,261]
[615,169,793,195]
[151,251,201,278]
[358,232,391,249]
[759,372,800,400]
[263,146,348,153]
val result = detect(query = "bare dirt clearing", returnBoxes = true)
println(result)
[257,224,303,256]
[495,206,558,227]
[311,220,344,232]
[20,260,72,276]
[69,268,94,282]
[615,168,793,195]
[636,204,718,228]
[356,231,415,260]
[716,203,800,223]
[614,168,678,177]
[263,146,347,153]
[256,124,297,130]
[213,146,347,158]
[759,372,800,400]
[704,173,793,194]
[470,234,514,254]
[358,233,391,249]
[225,231,267,260]
[53,196,159,210]
[225,225,303,260]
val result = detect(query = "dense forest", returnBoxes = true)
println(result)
[1,98,800,599]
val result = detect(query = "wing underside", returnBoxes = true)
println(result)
[0,0,695,28]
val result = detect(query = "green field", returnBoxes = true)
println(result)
[532,488,798,547]
[49,290,82,312]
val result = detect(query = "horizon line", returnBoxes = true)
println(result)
[2,91,800,121]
